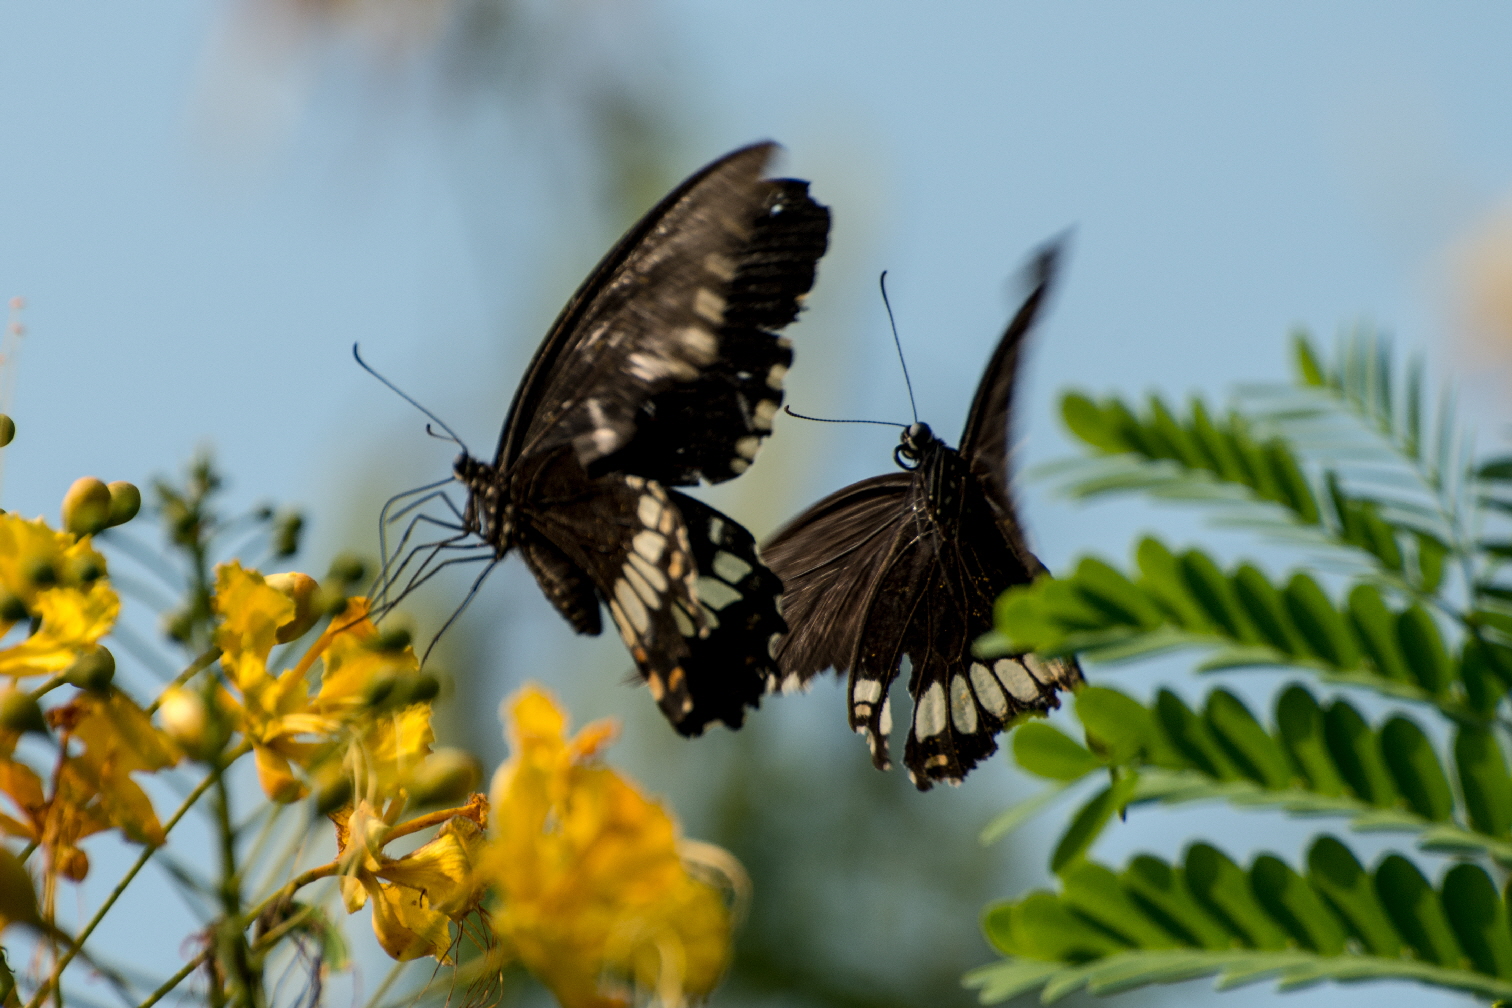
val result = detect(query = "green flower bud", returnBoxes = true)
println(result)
[0,687,46,735]
[407,673,441,704]
[24,558,56,588]
[406,748,482,806]
[327,554,367,587]
[0,846,41,931]
[273,512,304,559]
[64,646,115,692]
[162,608,195,643]
[363,673,399,709]
[63,554,104,585]
[0,414,16,449]
[62,477,112,535]
[368,627,412,654]
[0,592,27,623]
[105,481,141,528]
[314,776,354,816]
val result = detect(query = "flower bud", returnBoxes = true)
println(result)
[64,646,115,692]
[265,572,320,643]
[326,553,367,587]
[0,414,16,449]
[158,687,212,758]
[0,687,46,735]
[24,558,56,588]
[62,477,112,535]
[0,592,27,623]
[368,627,412,654]
[272,512,304,559]
[406,748,482,806]
[314,775,353,816]
[105,481,141,528]
[162,608,194,643]
[63,554,103,585]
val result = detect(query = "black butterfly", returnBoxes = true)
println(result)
[448,142,829,736]
[761,242,1081,790]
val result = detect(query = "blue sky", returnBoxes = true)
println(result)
[4,3,1512,1006]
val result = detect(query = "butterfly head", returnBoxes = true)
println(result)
[894,422,935,470]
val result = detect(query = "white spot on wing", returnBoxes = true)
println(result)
[914,681,947,739]
[950,675,978,734]
[735,436,760,461]
[697,576,742,610]
[879,698,892,736]
[970,662,1008,717]
[712,551,752,584]
[753,399,779,431]
[703,252,736,280]
[680,325,717,363]
[672,603,697,638]
[781,673,802,694]
[694,288,726,324]
[852,679,882,704]
[729,458,749,474]
[614,579,649,634]
[706,517,726,543]
[994,658,1040,702]
[622,563,659,608]
[626,552,667,593]
[607,599,636,648]
[766,363,788,390]
[637,494,663,529]
[632,530,665,565]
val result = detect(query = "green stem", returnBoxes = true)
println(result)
[144,645,223,715]
[134,949,209,1008]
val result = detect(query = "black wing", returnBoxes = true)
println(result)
[761,473,913,687]
[497,143,829,483]
[957,238,1061,563]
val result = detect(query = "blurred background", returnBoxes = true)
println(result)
[4,2,1512,1006]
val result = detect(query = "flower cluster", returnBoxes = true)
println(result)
[480,686,741,1008]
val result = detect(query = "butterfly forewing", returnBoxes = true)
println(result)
[594,178,831,486]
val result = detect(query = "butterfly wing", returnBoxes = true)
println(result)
[957,239,1062,556]
[496,143,829,481]
[760,473,914,686]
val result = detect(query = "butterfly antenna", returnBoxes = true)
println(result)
[879,271,919,425]
[783,406,904,428]
[352,344,470,454]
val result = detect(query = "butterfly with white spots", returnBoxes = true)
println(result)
[453,143,829,734]
[761,241,1081,789]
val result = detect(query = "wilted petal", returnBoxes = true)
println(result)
[367,876,454,962]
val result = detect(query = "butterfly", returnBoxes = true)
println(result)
[446,142,829,737]
[761,242,1082,790]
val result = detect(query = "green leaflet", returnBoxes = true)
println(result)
[1121,855,1234,950]
[1294,330,1327,386]
[1137,538,1212,632]
[1250,855,1349,955]
[1455,725,1512,839]
[1441,864,1512,979]
[1379,716,1454,822]
[1075,685,1160,764]
[1013,722,1103,781]
[1284,574,1361,670]
[1156,690,1240,780]
[1397,605,1454,695]
[1306,836,1402,957]
[1322,700,1398,808]
[1062,393,1129,453]
[1230,563,1310,657]
[1060,861,1185,949]
[1049,773,1140,872]
[1203,689,1291,789]
[1347,583,1414,685]
[1274,685,1347,796]
[1375,854,1464,968]
[1185,844,1290,950]
[987,891,1132,961]
[1180,550,1258,643]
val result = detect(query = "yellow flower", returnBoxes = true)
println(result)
[480,685,741,1008]
[0,690,178,885]
[0,514,118,681]
[331,795,488,962]
[212,562,434,805]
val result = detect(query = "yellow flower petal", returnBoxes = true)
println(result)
[367,875,454,962]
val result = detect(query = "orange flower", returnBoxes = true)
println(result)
[480,686,741,1008]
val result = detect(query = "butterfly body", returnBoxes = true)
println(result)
[762,244,1080,789]
[451,143,829,736]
